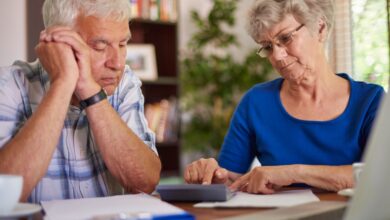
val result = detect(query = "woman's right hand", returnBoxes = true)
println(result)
[184,158,229,184]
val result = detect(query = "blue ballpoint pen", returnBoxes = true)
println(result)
[92,212,194,220]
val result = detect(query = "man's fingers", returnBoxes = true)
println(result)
[44,26,73,36]
[39,30,48,42]
[39,26,73,42]
[39,29,86,52]
[50,35,85,57]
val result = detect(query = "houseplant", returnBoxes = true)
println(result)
[180,0,273,155]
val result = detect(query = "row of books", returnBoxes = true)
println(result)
[129,0,178,22]
[145,98,179,143]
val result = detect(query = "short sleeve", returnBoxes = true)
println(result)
[113,67,157,154]
[0,66,28,148]
[218,92,257,173]
[360,86,386,148]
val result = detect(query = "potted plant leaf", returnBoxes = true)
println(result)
[180,0,273,156]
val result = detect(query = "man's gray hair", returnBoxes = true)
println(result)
[42,0,131,28]
[246,0,334,42]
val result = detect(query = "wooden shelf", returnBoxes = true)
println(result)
[156,141,180,147]
[130,18,177,26]
[142,77,178,85]
[130,16,180,176]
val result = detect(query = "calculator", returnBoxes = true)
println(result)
[156,184,235,202]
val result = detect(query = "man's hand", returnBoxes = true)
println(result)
[184,158,229,185]
[229,166,296,194]
[35,39,79,89]
[40,27,100,99]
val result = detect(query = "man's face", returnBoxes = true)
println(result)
[74,15,131,95]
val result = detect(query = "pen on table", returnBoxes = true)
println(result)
[91,212,194,220]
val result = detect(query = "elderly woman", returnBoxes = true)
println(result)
[184,0,384,194]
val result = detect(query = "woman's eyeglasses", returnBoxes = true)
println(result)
[257,24,305,58]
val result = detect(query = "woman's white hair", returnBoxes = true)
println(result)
[42,0,131,28]
[246,0,334,42]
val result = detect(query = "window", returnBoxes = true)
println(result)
[351,0,389,90]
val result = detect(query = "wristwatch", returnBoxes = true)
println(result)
[79,88,107,109]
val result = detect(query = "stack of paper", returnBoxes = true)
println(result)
[41,193,193,220]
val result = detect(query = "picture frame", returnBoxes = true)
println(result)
[126,44,158,81]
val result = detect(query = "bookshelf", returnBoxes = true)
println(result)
[27,0,45,62]
[129,1,180,176]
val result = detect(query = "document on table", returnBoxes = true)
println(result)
[41,193,194,220]
[194,189,319,208]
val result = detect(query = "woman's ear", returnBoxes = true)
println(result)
[318,19,327,42]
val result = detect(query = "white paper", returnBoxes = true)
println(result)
[41,193,187,220]
[194,189,319,208]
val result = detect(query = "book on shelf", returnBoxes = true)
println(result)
[145,97,179,143]
[129,0,177,22]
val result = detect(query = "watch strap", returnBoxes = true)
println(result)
[79,88,107,109]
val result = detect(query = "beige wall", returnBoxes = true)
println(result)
[0,0,26,66]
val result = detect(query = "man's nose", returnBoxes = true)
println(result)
[106,47,125,70]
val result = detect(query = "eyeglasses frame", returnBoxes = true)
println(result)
[256,24,305,58]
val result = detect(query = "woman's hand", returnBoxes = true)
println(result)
[230,165,297,194]
[184,158,229,185]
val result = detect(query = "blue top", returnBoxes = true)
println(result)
[218,74,384,174]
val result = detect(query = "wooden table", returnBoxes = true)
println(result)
[29,188,348,220]
[172,188,349,220]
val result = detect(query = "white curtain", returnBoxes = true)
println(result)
[328,0,353,75]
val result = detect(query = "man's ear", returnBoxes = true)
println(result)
[318,18,327,42]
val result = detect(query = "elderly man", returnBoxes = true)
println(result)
[0,0,161,203]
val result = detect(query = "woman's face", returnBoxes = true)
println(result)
[258,14,326,81]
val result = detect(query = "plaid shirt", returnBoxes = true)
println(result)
[0,60,157,203]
